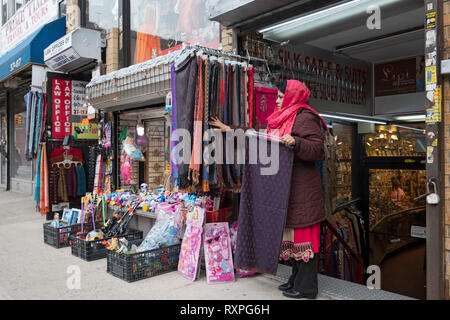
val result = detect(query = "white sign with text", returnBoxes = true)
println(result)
[0,0,60,58]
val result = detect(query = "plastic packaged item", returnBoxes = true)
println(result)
[137,203,184,252]
[178,206,205,281]
[204,223,235,284]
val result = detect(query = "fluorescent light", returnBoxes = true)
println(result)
[394,115,426,122]
[258,0,401,36]
[319,113,387,125]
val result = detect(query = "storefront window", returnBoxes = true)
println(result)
[86,0,118,33]
[130,0,220,65]
[363,124,426,157]
[333,123,353,201]
[12,91,32,180]
[2,0,7,25]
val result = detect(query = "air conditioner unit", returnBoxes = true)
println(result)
[44,28,102,73]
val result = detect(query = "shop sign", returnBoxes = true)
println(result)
[426,85,441,123]
[426,65,437,91]
[44,32,81,70]
[374,57,423,97]
[0,0,60,58]
[426,11,437,29]
[273,45,370,107]
[51,78,88,139]
[71,122,99,140]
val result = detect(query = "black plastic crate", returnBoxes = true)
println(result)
[70,229,143,262]
[107,241,181,282]
[43,221,103,249]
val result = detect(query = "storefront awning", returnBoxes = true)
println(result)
[0,17,66,82]
[86,50,181,112]
[207,0,341,31]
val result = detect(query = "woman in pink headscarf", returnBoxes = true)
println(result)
[210,80,327,299]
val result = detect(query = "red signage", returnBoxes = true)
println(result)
[52,78,72,139]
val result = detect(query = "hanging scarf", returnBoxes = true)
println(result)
[189,56,204,186]
[58,167,69,203]
[34,143,42,205]
[24,92,32,161]
[170,63,179,185]
[266,80,328,138]
[39,143,50,215]
[203,58,211,192]
[248,67,254,127]
[76,165,87,197]
[33,93,42,156]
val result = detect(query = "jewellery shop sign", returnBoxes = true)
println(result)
[271,44,372,112]
[51,78,97,140]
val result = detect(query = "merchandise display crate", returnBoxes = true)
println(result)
[107,241,181,282]
[70,229,143,262]
[205,207,232,223]
[43,221,103,249]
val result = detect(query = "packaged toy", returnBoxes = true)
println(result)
[178,206,205,281]
[204,223,235,284]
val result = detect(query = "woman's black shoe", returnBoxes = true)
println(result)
[278,283,293,291]
[282,288,317,299]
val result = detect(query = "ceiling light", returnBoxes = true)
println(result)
[394,115,426,122]
[391,134,398,140]
[258,0,402,40]
[319,113,387,125]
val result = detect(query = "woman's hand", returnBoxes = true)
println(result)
[208,116,232,133]
[280,135,296,147]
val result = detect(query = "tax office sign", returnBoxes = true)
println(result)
[51,78,88,139]
[271,44,372,112]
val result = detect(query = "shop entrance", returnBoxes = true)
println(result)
[247,0,433,299]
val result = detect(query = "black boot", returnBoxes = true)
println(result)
[283,257,318,299]
[278,259,299,291]
[283,289,317,300]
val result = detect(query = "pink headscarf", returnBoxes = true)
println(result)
[266,80,328,137]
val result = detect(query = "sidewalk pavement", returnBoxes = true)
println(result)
[0,191,333,300]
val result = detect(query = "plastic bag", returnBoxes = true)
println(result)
[137,203,184,252]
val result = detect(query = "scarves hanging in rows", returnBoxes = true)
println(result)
[266,80,328,138]
[24,91,46,161]
[189,55,204,186]
[202,58,210,192]
[170,64,179,185]
[39,143,49,215]
[93,153,105,195]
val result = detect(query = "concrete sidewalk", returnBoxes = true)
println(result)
[0,191,333,300]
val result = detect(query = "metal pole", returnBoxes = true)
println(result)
[424,0,444,300]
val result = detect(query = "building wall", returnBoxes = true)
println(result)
[443,0,450,301]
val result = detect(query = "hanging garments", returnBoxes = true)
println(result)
[174,51,198,189]
[24,92,32,161]
[34,143,42,210]
[170,64,179,186]
[39,143,50,215]
[248,67,255,128]
[254,86,278,128]
[189,55,204,186]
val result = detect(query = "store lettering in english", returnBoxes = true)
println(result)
[277,49,368,106]
[52,79,72,139]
